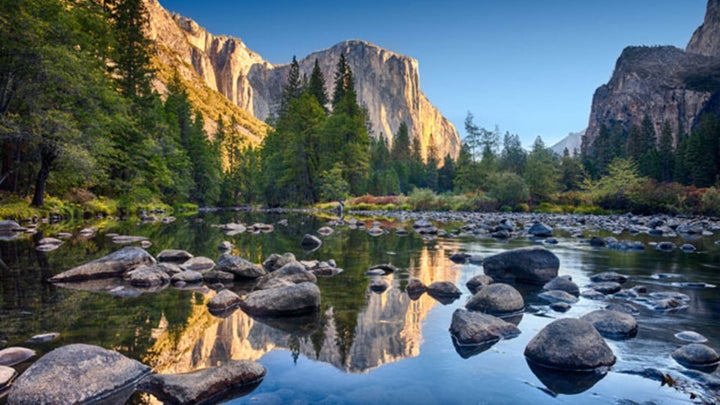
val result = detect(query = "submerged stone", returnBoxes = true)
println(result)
[49,247,155,282]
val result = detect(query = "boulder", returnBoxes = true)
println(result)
[300,234,322,249]
[157,262,183,276]
[0,347,35,367]
[7,344,150,405]
[317,226,334,236]
[449,308,520,347]
[26,333,60,344]
[538,290,579,304]
[157,249,193,263]
[672,344,720,371]
[171,270,203,284]
[580,310,638,339]
[466,274,494,294]
[466,283,524,316]
[0,220,22,232]
[674,331,708,343]
[655,241,676,252]
[589,272,628,284]
[550,302,571,312]
[524,318,616,371]
[528,222,553,237]
[180,256,215,272]
[207,290,243,314]
[240,283,321,317]
[137,360,266,405]
[676,221,704,234]
[680,244,696,252]
[542,276,579,296]
[0,365,16,391]
[449,252,470,264]
[36,238,63,252]
[482,247,559,284]
[218,241,233,251]
[586,281,622,295]
[255,261,317,290]
[203,270,235,284]
[427,281,462,298]
[368,263,399,273]
[127,265,171,287]
[589,236,607,247]
[217,254,266,279]
[49,247,155,282]
[262,253,296,272]
[406,278,427,295]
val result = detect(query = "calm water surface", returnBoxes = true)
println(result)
[0,212,718,404]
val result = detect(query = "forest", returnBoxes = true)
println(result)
[2,0,720,220]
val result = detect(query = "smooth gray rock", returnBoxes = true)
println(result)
[449,252,470,264]
[137,360,266,405]
[542,276,579,296]
[550,302,571,312]
[171,270,203,284]
[127,265,171,287]
[111,235,148,244]
[466,274,494,294]
[538,290,579,304]
[0,220,22,232]
[240,283,321,317]
[255,261,317,290]
[581,310,638,339]
[49,247,155,282]
[26,333,60,344]
[181,256,215,272]
[217,254,266,279]
[317,226,334,235]
[7,344,150,405]
[524,318,616,371]
[580,290,607,300]
[466,283,524,316]
[528,222,553,237]
[675,331,708,343]
[262,253,296,272]
[655,241,677,252]
[157,249,193,263]
[207,290,243,313]
[0,347,35,367]
[672,344,720,370]
[406,278,427,294]
[300,234,322,249]
[427,281,462,298]
[482,246,559,284]
[449,308,520,346]
[218,241,234,251]
[203,270,235,283]
[587,281,622,295]
[0,365,16,391]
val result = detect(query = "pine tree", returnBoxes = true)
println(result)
[438,154,456,193]
[112,0,154,100]
[307,58,328,112]
[658,121,674,182]
[332,54,354,108]
[499,132,527,175]
[280,56,302,116]
[524,136,559,201]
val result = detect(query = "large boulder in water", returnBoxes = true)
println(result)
[524,318,616,371]
[216,254,266,279]
[7,344,150,405]
[137,360,266,405]
[156,249,193,263]
[300,234,322,249]
[450,308,520,347]
[0,347,35,366]
[49,247,155,282]
[542,276,579,296]
[580,310,638,339]
[482,247,559,284]
[255,261,317,290]
[528,222,553,237]
[262,253,296,272]
[240,283,321,317]
[126,265,171,287]
[466,283,524,316]
[672,344,720,371]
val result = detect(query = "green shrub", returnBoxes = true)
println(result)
[84,197,119,216]
[534,202,564,214]
[487,172,529,207]
[408,188,440,211]
[0,201,40,221]
[514,203,530,212]
[700,187,720,216]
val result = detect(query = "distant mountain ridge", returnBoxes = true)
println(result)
[145,0,461,159]
[584,0,720,147]
[549,130,585,156]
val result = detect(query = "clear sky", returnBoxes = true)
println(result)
[157,0,707,147]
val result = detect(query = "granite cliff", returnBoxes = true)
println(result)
[145,0,461,159]
[585,0,720,147]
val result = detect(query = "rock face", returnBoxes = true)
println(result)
[7,344,151,405]
[144,0,461,159]
[524,318,616,371]
[482,247,559,284]
[584,1,720,149]
[137,360,266,405]
[49,247,156,282]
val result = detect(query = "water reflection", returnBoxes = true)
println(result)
[526,360,608,395]
[145,244,458,377]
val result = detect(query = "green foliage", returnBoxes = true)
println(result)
[524,136,559,201]
[487,172,529,207]
[319,164,349,202]
[700,187,720,216]
[586,158,644,210]
[408,188,441,211]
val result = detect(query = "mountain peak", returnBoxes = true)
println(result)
[687,0,720,57]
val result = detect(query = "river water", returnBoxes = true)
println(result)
[0,211,718,404]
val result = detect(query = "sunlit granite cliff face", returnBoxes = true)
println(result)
[585,0,720,146]
[146,247,458,377]
[145,0,461,159]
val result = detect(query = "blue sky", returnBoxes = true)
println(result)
[158,0,707,146]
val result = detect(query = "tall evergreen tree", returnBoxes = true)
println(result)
[111,0,154,100]
[499,131,527,175]
[438,154,456,193]
[307,58,328,112]
[280,56,302,115]
[332,53,354,108]
[658,121,674,182]
[524,136,559,201]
